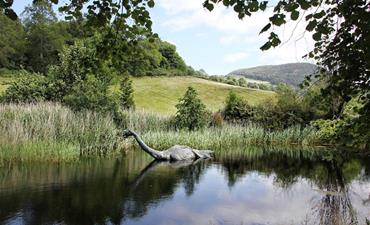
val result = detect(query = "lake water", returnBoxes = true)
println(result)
[0,147,369,225]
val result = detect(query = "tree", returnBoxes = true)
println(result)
[0,13,25,68]
[158,41,187,71]
[22,1,71,73]
[238,77,247,87]
[175,87,208,130]
[119,74,135,110]
[223,91,253,123]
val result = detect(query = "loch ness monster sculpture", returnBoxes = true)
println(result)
[123,129,213,161]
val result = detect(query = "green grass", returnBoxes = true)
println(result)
[0,103,122,163]
[118,76,275,114]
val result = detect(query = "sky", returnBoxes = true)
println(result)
[12,0,315,75]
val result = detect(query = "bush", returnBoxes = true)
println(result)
[311,119,346,143]
[63,75,118,113]
[174,87,209,130]
[1,74,50,103]
[223,91,253,123]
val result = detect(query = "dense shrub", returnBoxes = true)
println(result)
[223,85,316,130]
[311,119,346,143]
[1,40,119,113]
[63,75,118,112]
[223,91,253,123]
[1,74,50,103]
[174,87,209,130]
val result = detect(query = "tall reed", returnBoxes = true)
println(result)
[120,111,322,150]
[0,102,323,163]
[0,102,121,162]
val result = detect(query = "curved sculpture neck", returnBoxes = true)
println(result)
[131,132,163,159]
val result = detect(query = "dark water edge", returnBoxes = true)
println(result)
[0,147,369,225]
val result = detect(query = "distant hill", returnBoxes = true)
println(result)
[228,63,317,87]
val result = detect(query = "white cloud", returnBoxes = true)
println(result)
[223,52,249,63]
[154,0,317,73]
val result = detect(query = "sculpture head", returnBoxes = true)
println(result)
[122,129,135,138]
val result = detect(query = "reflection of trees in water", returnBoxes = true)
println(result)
[310,160,359,225]
[0,156,210,225]
[217,147,370,225]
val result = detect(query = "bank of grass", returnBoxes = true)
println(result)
[0,103,122,164]
[121,109,322,151]
[0,103,323,163]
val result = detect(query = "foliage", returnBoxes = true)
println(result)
[311,119,346,144]
[222,84,330,130]
[21,1,71,73]
[119,74,135,110]
[1,40,119,113]
[223,91,253,123]
[0,13,26,69]
[63,75,117,113]
[158,41,187,71]
[174,87,209,130]
[24,21,71,73]
[0,73,50,103]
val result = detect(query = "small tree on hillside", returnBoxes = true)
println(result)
[175,87,208,130]
[223,91,253,123]
[119,74,135,110]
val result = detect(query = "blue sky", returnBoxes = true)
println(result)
[13,0,315,75]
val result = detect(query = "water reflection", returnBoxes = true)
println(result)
[0,147,369,225]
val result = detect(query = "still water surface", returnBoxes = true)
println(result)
[0,147,369,225]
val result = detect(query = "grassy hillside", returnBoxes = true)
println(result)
[119,77,275,114]
[0,76,275,114]
[228,63,317,87]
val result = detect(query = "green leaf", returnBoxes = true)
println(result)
[291,10,299,20]
[259,1,268,11]
[147,0,155,8]
[306,20,317,31]
[313,10,325,19]
[270,14,285,26]
[297,0,310,10]
[4,8,17,20]
[204,2,214,11]
[259,23,271,34]
[312,32,322,41]
[260,41,272,51]
[233,4,242,13]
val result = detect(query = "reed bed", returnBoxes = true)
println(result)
[0,102,323,163]
[0,102,121,163]
[136,124,322,152]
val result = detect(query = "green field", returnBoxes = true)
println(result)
[128,76,275,114]
[0,76,275,114]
